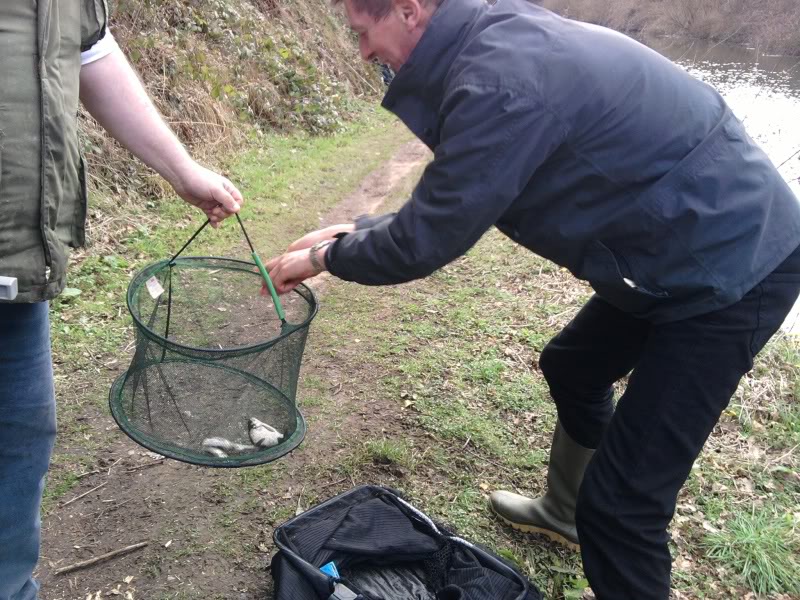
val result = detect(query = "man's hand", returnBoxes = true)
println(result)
[287,223,355,252]
[172,162,243,227]
[266,245,328,295]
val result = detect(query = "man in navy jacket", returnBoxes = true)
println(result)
[267,0,800,596]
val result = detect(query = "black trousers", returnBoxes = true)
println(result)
[539,248,800,599]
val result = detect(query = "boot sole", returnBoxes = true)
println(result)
[494,513,580,551]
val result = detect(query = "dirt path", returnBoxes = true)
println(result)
[38,140,430,600]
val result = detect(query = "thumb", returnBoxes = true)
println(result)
[213,181,241,213]
[223,178,244,206]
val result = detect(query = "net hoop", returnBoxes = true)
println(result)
[109,360,307,467]
[127,256,318,356]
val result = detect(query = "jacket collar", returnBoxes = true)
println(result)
[382,0,487,121]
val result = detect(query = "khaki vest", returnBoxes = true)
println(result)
[0,1,107,303]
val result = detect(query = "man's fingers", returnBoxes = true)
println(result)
[224,179,244,205]
[267,259,285,289]
[278,280,300,295]
[212,182,241,213]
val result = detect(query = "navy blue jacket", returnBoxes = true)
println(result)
[327,0,800,323]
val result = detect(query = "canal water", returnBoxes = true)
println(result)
[646,37,800,332]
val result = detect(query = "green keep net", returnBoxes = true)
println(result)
[109,255,317,467]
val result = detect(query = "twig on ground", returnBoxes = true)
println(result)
[319,477,350,490]
[61,482,107,508]
[54,541,148,576]
[463,446,517,475]
[126,460,165,473]
[767,443,800,467]
[94,498,134,524]
[106,457,123,476]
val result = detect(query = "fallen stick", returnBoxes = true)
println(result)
[61,482,107,507]
[54,541,148,576]
[125,460,164,473]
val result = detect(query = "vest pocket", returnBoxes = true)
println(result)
[71,153,88,248]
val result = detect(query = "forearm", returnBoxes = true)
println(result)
[79,49,192,188]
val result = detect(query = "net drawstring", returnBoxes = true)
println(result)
[169,219,212,265]
[164,216,287,335]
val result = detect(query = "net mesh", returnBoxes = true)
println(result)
[109,256,317,467]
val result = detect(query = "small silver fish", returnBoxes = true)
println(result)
[202,436,257,456]
[204,446,228,458]
[248,418,284,448]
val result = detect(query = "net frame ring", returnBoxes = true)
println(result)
[109,256,318,468]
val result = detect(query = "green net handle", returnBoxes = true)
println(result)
[170,216,287,325]
[251,251,286,322]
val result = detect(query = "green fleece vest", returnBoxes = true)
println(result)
[0,1,107,303]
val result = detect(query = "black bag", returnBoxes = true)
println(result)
[271,485,542,600]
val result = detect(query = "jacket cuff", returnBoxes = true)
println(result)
[354,212,396,230]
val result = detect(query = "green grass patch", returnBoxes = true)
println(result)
[363,438,414,467]
[702,507,800,595]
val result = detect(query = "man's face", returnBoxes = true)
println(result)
[344,0,420,72]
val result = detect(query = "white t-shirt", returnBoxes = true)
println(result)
[80,32,120,66]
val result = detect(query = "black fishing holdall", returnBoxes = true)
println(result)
[271,485,542,600]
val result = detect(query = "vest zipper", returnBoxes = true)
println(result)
[36,0,53,280]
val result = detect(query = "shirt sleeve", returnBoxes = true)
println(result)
[81,31,120,66]
[327,82,568,285]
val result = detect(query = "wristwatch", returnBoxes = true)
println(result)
[309,240,332,274]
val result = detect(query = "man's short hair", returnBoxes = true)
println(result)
[332,0,444,21]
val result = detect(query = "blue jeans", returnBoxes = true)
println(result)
[0,302,56,600]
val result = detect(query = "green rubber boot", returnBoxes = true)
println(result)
[490,422,594,550]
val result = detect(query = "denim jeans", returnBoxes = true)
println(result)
[0,302,56,600]
[539,246,800,599]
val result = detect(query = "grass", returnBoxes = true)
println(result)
[702,507,800,595]
[363,438,414,467]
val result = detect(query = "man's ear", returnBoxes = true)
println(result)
[395,0,423,30]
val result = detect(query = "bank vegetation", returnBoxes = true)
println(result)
[85,0,380,212]
[540,0,800,55]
